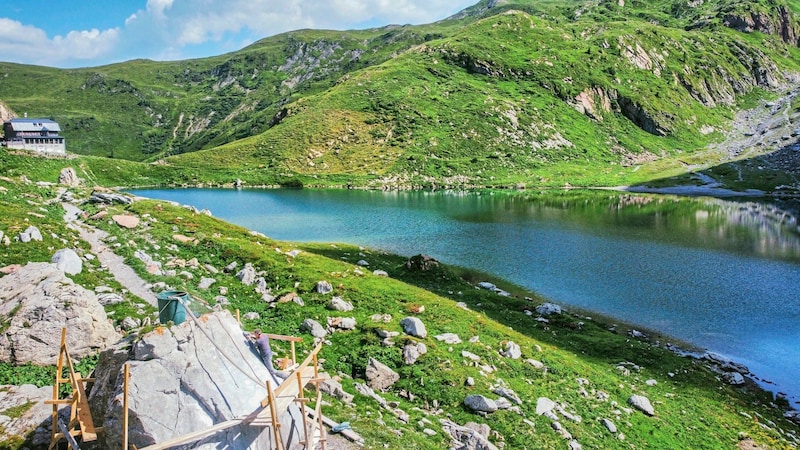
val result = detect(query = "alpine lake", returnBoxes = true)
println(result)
[129,187,800,405]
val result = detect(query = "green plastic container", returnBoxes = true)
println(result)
[157,290,188,325]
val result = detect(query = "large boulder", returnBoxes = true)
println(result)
[0,262,119,364]
[58,167,80,186]
[88,311,308,449]
[0,384,53,447]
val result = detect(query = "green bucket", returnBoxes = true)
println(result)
[156,290,188,325]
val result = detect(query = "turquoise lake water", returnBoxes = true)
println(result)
[129,188,800,404]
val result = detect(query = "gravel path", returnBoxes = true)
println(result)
[62,202,158,307]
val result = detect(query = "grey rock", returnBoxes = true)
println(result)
[318,377,354,404]
[121,317,140,331]
[464,395,498,413]
[440,419,499,450]
[403,342,427,365]
[462,351,481,362]
[315,280,333,294]
[327,296,354,312]
[704,352,750,374]
[536,302,562,316]
[300,318,327,339]
[97,293,125,306]
[198,277,216,289]
[51,248,83,275]
[466,377,475,387]
[243,312,260,320]
[492,387,522,405]
[435,333,462,344]
[722,371,746,385]
[356,259,369,266]
[628,394,655,416]
[373,270,388,277]
[254,277,269,295]
[494,397,512,410]
[501,341,521,359]
[223,261,238,273]
[214,295,229,306]
[58,167,80,186]
[601,418,617,434]
[365,357,400,391]
[0,262,119,364]
[477,281,497,291]
[536,397,556,416]
[88,192,132,205]
[568,439,582,450]
[18,225,43,242]
[400,316,427,338]
[236,263,257,285]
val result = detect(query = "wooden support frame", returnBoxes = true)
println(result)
[46,328,102,449]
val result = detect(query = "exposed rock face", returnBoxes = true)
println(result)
[88,311,307,449]
[0,262,119,364]
[723,6,800,46]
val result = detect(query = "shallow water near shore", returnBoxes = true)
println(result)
[130,187,800,405]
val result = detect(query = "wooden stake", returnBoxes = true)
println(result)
[123,363,130,450]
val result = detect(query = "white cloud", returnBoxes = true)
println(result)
[0,0,475,67]
[0,18,119,67]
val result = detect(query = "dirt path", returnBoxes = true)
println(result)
[62,202,158,307]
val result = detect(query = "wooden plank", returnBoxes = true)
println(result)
[138,417,246,450]
[57,419,81,450]
[73,378,97,442]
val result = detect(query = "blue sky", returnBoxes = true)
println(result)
[0,0,476,68]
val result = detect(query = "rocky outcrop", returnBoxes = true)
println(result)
[88,311,306,449]
[723,6,800,46]
[0,384,53,447]
[58,167,80,187]
[0,262,119,365]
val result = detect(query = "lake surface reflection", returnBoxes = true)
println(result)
[129,188,800,404]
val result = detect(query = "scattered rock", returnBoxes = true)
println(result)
[536,303,562,316]
[477,281,497,290]
[51,248,82,275]
[601,418,617,434]
[628,394,655,416]
[243,312,260,320]
[501,341,522,359]
[365,358,400,391]
[526,359,545,369]
[198,277,216,290]
[327,296,354,312]
[464,395,498,413]
[440,419,499,450]
[435,333,462,344]
[172,234,197,244]
[236,263,257,285]
[97,293,125,306]
[121,317,140,331]
[493,387,522,405]
[373,270,388,277]
[628,329,647,339]
[18,225,43,242]
[400,317,427,338]
[536,397,557,416]
[89,192,132,205]
[112,214,140,229]
[315,280,333,294]
[356,260,369,266]
[318,377,354,404]
[403,342,427,365]
[223,261,238,273]
[300,318,327,339]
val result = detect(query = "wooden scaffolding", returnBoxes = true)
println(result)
[46,328,102,449]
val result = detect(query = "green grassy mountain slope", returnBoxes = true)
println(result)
[1,0,799,191]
